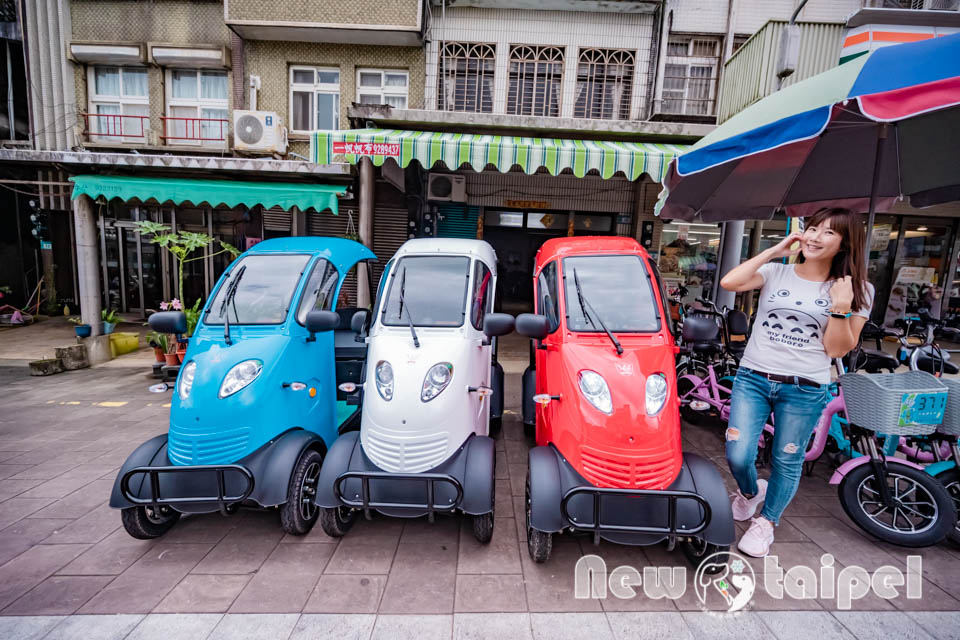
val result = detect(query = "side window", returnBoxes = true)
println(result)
[471,260,492,330]
[649,259,674,336]
[537,261,560,333]
[296,258,339,324]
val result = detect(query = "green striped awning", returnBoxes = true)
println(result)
[311,129,687,182]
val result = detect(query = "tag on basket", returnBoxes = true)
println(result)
[898,391,948,427]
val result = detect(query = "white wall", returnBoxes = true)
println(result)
[669,0,865,36]
[425,7,657,119]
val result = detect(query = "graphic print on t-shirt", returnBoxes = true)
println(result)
[759,288,831,349]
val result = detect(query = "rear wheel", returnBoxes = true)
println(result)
[680,537,729,574]
[120,505,180,539]
[280,448,324,536]
[319,506,358,538]
[933,467,960,545]
[838,462,956,547]
[472,512,494,544]
[525,469,553,563]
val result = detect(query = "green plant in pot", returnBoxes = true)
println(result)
[135,221,240,301]
[145,330,169,363]
[101,308,121,335]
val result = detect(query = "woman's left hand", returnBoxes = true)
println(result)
[830,275,854,313]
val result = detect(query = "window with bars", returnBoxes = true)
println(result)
[506,45,564,117]
[437,42,496,113]
[88,66,149,142]
[165,69,229,144]
[574,48,635,120]
[661,37,720,117]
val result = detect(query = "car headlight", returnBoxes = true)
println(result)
[375,360,394,401]
[645,373,668,416]
[421,362,453,402]
[178,361,196,398]
[219,359,263,398]
[578,370,612,415]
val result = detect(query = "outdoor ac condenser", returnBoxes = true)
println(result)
[427,174,467,202]
[233,110,287,154]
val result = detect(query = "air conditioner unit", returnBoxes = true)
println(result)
[427,174,466,202]
[233,110,287,154]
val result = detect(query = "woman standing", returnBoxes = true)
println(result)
[719,207,873,557]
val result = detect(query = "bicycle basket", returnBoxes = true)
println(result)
[838,370,948,436]
[938,377,960,437]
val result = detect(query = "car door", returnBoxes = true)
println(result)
[468,258,495,432]
[533,259,563,442]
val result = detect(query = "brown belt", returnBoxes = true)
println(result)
[744,367,822,388]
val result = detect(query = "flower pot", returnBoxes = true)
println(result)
[74,324,92,338]
[163,352,180,367]
[102,321,115,335]
[153,346,165,363]
[176,345,187,364]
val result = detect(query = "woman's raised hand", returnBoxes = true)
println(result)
[768,232,803,260]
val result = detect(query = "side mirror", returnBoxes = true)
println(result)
[305,310,340,341]
[483,312,514,338]
[516,313,549,340]
[351,309,370,334]
[148,311,187,335]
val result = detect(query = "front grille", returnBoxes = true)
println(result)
[580,445,679,490]
[168,426,250,466]
[364,429,450,473]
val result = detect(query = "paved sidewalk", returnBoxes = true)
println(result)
[0,356,959,639]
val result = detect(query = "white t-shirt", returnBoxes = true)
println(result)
[739,263,873,384]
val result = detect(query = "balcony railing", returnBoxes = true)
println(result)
[160,116,229,144]
[81,112,149,141]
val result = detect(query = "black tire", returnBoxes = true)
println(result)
[120,505,180,540]
[280,448,324,536]
[472,512,494,544]
[933,467,960,546]
[319,506,358,538]
[680,538,730,574]
[489,416,502,438]
[525,469,553,563]
[524,421,536,439]
[677,376,704,425]
[838,462,956,547]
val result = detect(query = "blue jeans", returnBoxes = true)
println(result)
[725,367,829,525]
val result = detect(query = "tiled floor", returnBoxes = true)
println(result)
[0,356,959,639]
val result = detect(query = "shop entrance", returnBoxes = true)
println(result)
[99,212,163,316]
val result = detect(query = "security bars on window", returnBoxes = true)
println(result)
[438,42,496,113]
[573,49,635,120]
[661,38,720,117]
[507,45,564,117]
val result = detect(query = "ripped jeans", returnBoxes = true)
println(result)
[725,367,829,525]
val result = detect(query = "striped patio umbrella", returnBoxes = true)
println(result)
[655,33,960,224]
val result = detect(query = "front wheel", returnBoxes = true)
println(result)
[472,512,494,544]
[680,538,729,574]
[120,505,180,539]
[280,448,324,536]
[525,469,553,563]
[933,467,960,546]
[838,462,956,547]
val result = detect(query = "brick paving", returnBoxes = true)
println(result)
[0,351,959,638]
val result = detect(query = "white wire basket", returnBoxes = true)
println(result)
[838,371,948,436]
[938,377,960,437]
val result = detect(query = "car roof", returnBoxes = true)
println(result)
[242,237,376,272]
[535,236,649,267]
[394,238,497,268]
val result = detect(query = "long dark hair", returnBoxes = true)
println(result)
[798,207,870,313]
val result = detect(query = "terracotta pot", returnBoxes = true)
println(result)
[153,347,165,363]
[163,353,179,367]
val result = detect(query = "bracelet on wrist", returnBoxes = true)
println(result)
[830,310,852,319]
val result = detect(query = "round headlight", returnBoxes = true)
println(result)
[219,359,263,399]
[578,370,612,415]
[421,362,453,402]
[375,360,394,401]
[645,373,668,416]
[178,361,196,398]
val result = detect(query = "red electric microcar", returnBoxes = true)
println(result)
[516,236,735,565]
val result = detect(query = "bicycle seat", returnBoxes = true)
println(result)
[862,349,899,373]
[937,326,960,342]
[915,355,960,376]
[726,309,750,336]
[681,315,722,354]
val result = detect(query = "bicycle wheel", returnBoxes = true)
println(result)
[838,462,956,547]
[677,375,705,425]
[933,467,960,546]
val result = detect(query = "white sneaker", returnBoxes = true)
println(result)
[730,478,767,521]
[738,517,775,557]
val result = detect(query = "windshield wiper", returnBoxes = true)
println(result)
[573,268,622,356]
[218,265,246,346]
[398,266,420,348]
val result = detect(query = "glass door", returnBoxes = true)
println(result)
[886,218,957,324]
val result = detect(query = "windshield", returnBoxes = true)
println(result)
[562,255,660,333]
[206,254,311,325]
[381,256,470,328]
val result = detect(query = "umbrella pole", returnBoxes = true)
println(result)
[864,123,889,269]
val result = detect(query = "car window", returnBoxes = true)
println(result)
[371,259,393,321]
[295,258,339,325]
[537,260,561,333]
[471,260,492,330]
[381,256,470,328]
[562,255,660,333]
[648,258,674,336]
[206,254,311,325]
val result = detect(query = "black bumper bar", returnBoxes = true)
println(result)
[333,470,464,522]
[120,464,256,516]
[560,486,712,545]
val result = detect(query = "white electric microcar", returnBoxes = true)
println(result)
[313,238,515,542]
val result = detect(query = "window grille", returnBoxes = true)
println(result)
[507,45,564,117]
[574,48,635,120]
[438,42,496,113]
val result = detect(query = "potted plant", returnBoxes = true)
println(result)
[163,336,180,367]
[102,308,121,335]
[68,316,92,338]
[145,331,168,363]
[136,222,239,302]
